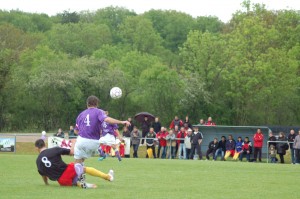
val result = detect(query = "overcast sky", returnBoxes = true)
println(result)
[1,0,299,22]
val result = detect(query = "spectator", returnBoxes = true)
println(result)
[199,119,205,125]
[206,138,218,160]
[224,135,236,160]
[268,131,278,162]
[169,116,183,129]
[205,117,216,126]
[127,117,134,132]
[183,122,189,131]
[190,126,203,160]
[293,130,300,164]
[156,127,168,159]
[268,132,277,147]
[239,137,252,162]
[214,136,226,161]
[185,129,192,159]
[288,129,296,164]
[145,127,156,158]
[269,144,276,163]
[54,128,64,138]
[177,127,187,159]
[174,125,180,157]
[152,117,161,133]
[141,116,151,145]
[166,129,176,159]
[131,126,141,158]
[233,136,243,160]
[184,116,192,129]
[69,126,76,137]
[253,128,264,162]
[122,126,131,158]
[277,132,289,164]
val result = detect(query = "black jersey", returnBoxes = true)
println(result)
[36,147,70,181]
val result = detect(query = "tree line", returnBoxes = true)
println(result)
[0,1,299,132]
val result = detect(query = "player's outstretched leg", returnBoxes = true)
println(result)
[85,167,113,182]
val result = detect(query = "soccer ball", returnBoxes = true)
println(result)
[110,87,122,99]
[42,131,46,136]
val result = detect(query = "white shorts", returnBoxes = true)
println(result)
[74,136,100,160]
[99,134,120,146]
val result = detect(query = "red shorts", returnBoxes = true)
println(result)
[58,163,76,186]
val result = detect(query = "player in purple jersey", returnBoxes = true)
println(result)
[99,110,122,161]
[73,95,130,187]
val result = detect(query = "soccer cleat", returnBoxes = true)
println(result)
[85,183,97,189]
[78,174,87,189]
[98,156,106,161]
[108,169,114,182]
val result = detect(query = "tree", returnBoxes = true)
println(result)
[46,22,112,56]
[92,6,137,43]
[194,16,224,33]
[144,10,196,52]
[57,10,80,24]
[118,16,163,54]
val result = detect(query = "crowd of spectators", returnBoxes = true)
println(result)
[49,115,300,164]
[120,116,300,164]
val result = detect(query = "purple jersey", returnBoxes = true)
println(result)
[75,108,107,140]
[101,121,118,137]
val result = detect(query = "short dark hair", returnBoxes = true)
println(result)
[86,95,99,107]
[35,139,45,149]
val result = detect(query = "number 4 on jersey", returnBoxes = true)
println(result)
[84,114,91,126]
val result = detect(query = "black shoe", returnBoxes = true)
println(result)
[78,174,87,189]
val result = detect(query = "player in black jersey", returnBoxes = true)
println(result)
[35,139,114,189]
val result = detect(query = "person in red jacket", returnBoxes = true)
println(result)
[156,127,168,159]
[169,116,184,129]
[177,127,187,159]
[205,117,216,126]
[253,128,264,162]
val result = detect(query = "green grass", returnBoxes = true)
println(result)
[0,153,298,199]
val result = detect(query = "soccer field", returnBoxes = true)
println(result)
[0,154,298,199]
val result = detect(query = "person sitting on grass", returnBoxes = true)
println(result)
[224,135,236,160]
[239,137,252,162]
[214,136,226,161]
[206,138,218,160]
[233,137,243,160]
[35,139,113,189]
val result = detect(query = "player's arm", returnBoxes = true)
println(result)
[42,175,49,185]
[105,117,130,126]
